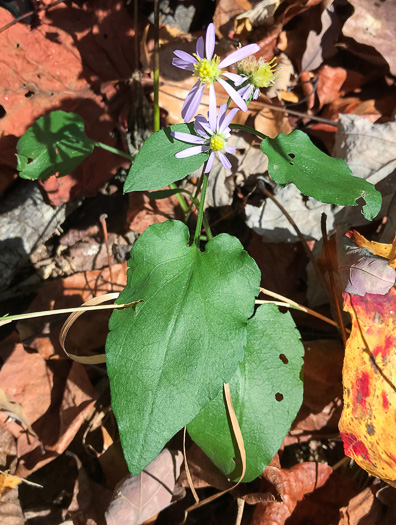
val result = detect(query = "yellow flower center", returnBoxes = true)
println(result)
[193,56,221,84]
[237,57,278,89]
[210,134,225,151]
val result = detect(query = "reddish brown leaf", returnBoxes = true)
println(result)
[250,462,333,525]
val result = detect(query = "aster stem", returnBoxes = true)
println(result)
[92,141,133,161]
[194,169,210,247]
[229,123,267,140]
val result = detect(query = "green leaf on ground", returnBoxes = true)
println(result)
[16,110,95,181]
[188,304,304,483]
[124,123,209,192]
[261,130,382,221]
[106,220,261,474]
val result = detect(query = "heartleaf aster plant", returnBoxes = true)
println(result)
[172,23,260,122]
[171,98,238,173]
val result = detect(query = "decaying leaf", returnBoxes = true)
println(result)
[342,0,396,75]
[337,231,396,296]
[339,286,396,485]
[348,230,396,269]
[0,471,21,498]
[0,388,37,440]
[105,449,183,525]
[250,462,333,525]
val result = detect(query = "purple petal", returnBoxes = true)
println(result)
[173,50,197,63]
[218,78,247,112]
[219,107,238,132]
[175,145,208,158]
[182,81,205,122]
[171,131,205,145]
[226,146,236,154]
[253,87,261,100]
[208,84,217,131]
[196,36,204,59]
[205,23,216,60]
[218,151,232,169]
[194,114,212,136]
[205,151,215,173]
[222,72,245,85]
[218,43,260,69]
[217,104,227,128]
[172,58,195,71]
[238,84,253,100]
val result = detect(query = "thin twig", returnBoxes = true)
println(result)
[321,214,347,345]
[259,288,349,332]
[159,83,338,126]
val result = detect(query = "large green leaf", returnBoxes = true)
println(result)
[123,123,209,192]
[188,304,304,483]
[16,110,95,181]
[261,130,382,221]
[106,220,261,474]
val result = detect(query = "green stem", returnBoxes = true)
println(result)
[194,170,210,247]
[153,0,160,132]
[170,182,189,212]
[93,141,133,161]
[202,212,213,241]
[229,123,267,140]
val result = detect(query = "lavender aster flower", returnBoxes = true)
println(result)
[171,100,238,174]
[172,23,260,122]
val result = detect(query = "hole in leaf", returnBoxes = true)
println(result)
[25,91,35,98]
[289,162,294,166]
[288,153,295,159]
[279,353,288,364]
[275,392,284,402]
[0,105,6,119]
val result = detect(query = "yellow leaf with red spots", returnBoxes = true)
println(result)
[349,230,396,269]
[339,286,396,485]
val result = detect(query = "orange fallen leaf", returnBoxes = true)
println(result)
[339,286,396,485]
[0,471,21,497]
[348,230,396,270]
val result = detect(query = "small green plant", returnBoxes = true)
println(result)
[14,24,381,482]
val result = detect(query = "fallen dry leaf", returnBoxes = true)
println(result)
[337,232,396,296]
[0,388,37,440]
[342,0,396,75]
[348,230,396,269]
[0,340,97,476]
[105,449,183,525]
[285,340,343,445]
[250,462,333,525]
[0,471,21,497]
[339,286,396,485]
[338,485,382,525]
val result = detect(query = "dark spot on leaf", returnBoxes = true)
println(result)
[37,74,41,79]
[279,353,288,364]
[366,423,375,435]
[16,43,20,48]
[0,105,6,119]
[25,91,35,98]
[275,393,283,402]
[288,153,295,159]
[382,391,389,409]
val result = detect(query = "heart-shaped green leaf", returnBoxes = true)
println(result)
[106,220,260,474]
[188,304,304,482]
[261,130,382,221]
[124,123,209,192]
[16,110,95,181]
